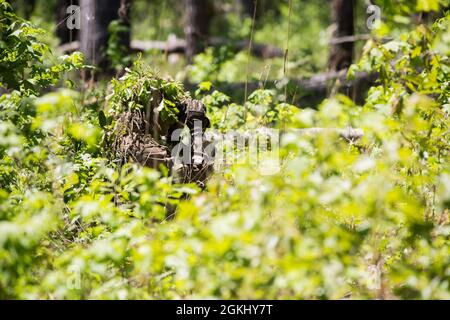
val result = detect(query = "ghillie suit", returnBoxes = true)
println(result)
[108,70,213,186]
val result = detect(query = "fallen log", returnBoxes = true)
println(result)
[59,40,80,53]
[330,34,392,45]
[298,127,364,141]
[59,37,284,59]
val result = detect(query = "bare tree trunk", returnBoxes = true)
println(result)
[237,0,256,18]
[329,0,355,71]
[24,0,35,19]
[184,0,213,64]
[79,0,123,77]
[236,0,280,20]
[5,0,35,19]
[56,0,79,44]
[117,0,132,57]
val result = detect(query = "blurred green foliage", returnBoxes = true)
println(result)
[0,0,449,300]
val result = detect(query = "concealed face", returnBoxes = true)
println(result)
[182,97,211,130]
[146,96,211,146]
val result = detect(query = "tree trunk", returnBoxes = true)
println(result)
[237,0,256,18]
[117,0,132,58]
[24,0,35,19]
[79,0,123,77]
[5,0,35,19]
[237,0,280,20]
[329,0,355,71]
[56,0,79,44]
[184,0,213,64]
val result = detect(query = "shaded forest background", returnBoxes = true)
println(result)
[7,0,395,103]
[0,0,449,300]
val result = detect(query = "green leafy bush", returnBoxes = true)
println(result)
[0,0,449,300]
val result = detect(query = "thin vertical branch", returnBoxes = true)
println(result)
[244,0,258,118]
[283,0,293,103]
